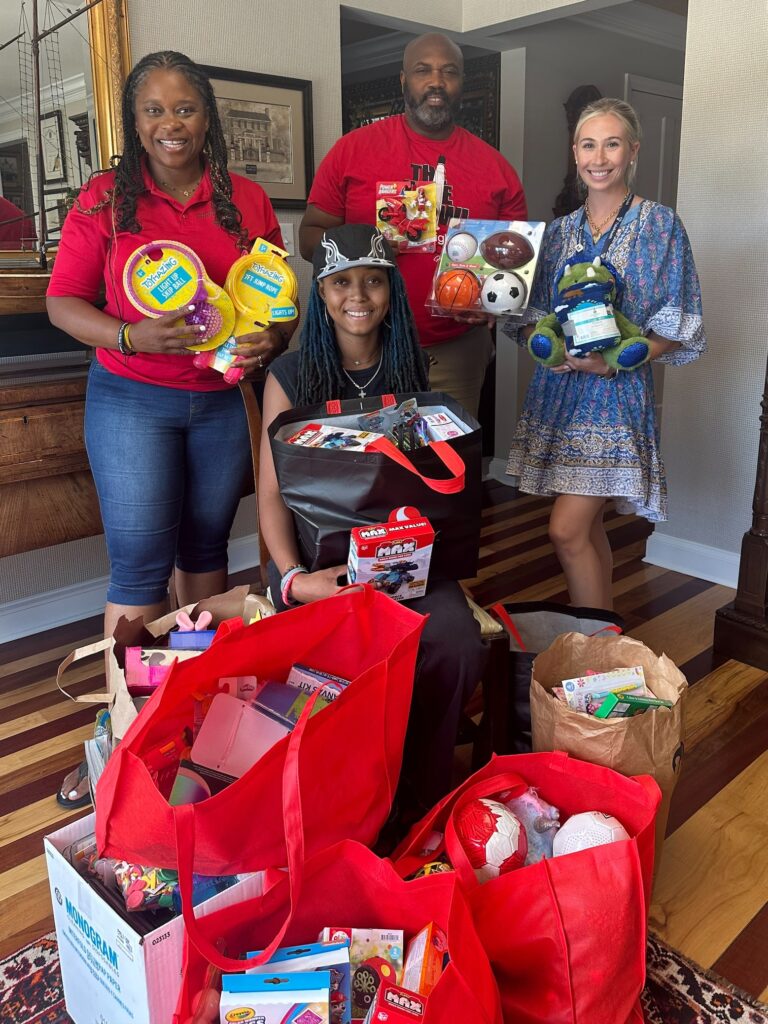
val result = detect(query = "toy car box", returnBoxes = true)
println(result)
[44,814,262,1024]
[348,511,434,602]
[376,181,438,252]
[427,218,545,318]
[362,982,427,1023]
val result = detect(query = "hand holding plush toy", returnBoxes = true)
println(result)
[528,256,650,372]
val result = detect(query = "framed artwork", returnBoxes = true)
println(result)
[201,65,314,208]
[40,110,67,185]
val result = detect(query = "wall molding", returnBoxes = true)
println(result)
[0,532,262,644]
[644,533,739,588]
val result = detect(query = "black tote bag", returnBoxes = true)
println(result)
[269,392,482,580]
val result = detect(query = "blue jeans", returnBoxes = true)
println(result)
[85,361,251,605]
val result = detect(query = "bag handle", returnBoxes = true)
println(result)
[395,769,527,880]
[367,437,465,494]
[490,603,527,652]
[56,638,115,705]
[173,689,320,973]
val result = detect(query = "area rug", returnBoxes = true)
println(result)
[1,931,766,1023]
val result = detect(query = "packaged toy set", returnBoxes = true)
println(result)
[219,972,331,1024]
[427,218,545,318]
[348,508,434,601]
[552,664,673,718]
[376,181,438,252]
[123,237,298,383]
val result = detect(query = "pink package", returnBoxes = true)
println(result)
[124,646,201,696]
[190,692,290,778]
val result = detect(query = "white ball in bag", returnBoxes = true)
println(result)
[552,811,629,856]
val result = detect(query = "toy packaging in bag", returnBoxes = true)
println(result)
[376,182,438,252]
[219,972,331,1024]
[247,941,352,1024]
[427,218,545,318]
[319,928,403,1022]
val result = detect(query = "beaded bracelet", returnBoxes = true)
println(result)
[117,321,135,356]
[280,564,308,607]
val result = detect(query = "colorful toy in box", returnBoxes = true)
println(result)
[114,860,238,913]
[363,982,427,1023]
[122,240,235,349]
[428,218,545,318]
[376,181,438,252]
[247,941,352,1024]
[402,922,448,996]
[319,928,403,1022]
[348,507,434,601]
[497,786,561,865]
[192,237,299,384]
[219,972,331,1024]
[528,256,651,370]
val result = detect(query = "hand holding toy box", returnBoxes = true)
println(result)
[427,218,545,319]
[348,508,434,602]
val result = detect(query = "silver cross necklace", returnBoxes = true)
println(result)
[341,353,383,399]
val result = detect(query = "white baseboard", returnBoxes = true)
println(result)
[644,533,739,588]
[0,533,261,645]
[487,456,517,485]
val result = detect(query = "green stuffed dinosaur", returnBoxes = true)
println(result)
[528,256,651,371]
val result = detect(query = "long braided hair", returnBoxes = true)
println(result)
[296,264,429,406]
[79,51,247,247]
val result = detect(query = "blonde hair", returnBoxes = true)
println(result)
[574,98,642,188]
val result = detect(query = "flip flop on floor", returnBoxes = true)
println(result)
[57,760,92,809]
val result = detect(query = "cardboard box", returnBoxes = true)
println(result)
[348,514,434,602]
[45,814,262,1024]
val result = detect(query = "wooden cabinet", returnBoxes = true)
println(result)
[0,372,103,557]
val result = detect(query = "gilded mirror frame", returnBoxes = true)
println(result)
[0,0,131,313]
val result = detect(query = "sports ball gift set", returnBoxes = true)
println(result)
[428,218,545,319]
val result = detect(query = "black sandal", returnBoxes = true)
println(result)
[57,760,92,809]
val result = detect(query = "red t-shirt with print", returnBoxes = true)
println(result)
[48,161,283,390]
[308,115,527,346]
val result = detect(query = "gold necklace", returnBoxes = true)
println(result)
[158,177,201,198]
[584,191,629,242]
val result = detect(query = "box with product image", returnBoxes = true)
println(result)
[319,927,404,1022]
[220,972,331,1024]
[427,218,545,319]
[376,181,438,253]
[247,940,352,1024]
[362,982,427,1023]
[44,813,262,1024]
[348,511,434,602]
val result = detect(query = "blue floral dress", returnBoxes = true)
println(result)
[505,200,705,521]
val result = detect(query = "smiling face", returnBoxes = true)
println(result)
[573,113,639,196]
[400,34,463,136]
[318,266,391,353]
[134,68,209,182]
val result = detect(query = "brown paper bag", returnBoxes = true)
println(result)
[530,632,687,871]
[57,586,274,741]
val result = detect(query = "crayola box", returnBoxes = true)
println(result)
[219,972,331,1024]
[348,515,434,602]
[247,941,352,1024]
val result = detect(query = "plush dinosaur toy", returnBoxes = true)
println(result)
[528,256,650,371]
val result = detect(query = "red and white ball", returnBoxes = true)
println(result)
[454,798,527,883]
[552,811,629,857]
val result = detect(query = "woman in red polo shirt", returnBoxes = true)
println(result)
[47,51,294,806]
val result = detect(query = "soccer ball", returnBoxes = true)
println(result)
[453,798,527,883]
[552,811,629,857]
[446,231,478,262]
[480,271,527,315]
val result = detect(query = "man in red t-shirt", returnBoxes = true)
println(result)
[300,32,527,416]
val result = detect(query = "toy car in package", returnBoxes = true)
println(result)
[348,508,434,601]
[427,218,545,318]
[376,181,438,252]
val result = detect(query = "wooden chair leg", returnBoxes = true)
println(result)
[239,381,271,590]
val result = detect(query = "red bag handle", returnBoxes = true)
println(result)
[325,395,397,414]
[173,689,321,973]
[367,437,465,494]
[490,603,527,651]
[395,770,527,881]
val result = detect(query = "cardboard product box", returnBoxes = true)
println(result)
[348,515,434,602]
[45,813,263,1024]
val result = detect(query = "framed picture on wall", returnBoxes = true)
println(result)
[201,65,314,208]
[40,110,67,185]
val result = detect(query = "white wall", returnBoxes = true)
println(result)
[644,0,768,585]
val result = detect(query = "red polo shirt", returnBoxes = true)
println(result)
[48,160,282,389]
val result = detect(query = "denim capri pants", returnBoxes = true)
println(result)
[85,361,251,605]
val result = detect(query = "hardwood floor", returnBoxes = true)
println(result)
[1,478,766,1003]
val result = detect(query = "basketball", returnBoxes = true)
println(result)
[435,268,481,312]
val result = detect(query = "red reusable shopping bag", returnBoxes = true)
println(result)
[392,752,660,1024]
[95,585,425,874]
[173,839,502,1024]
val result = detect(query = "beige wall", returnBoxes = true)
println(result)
[646,0,768,572]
